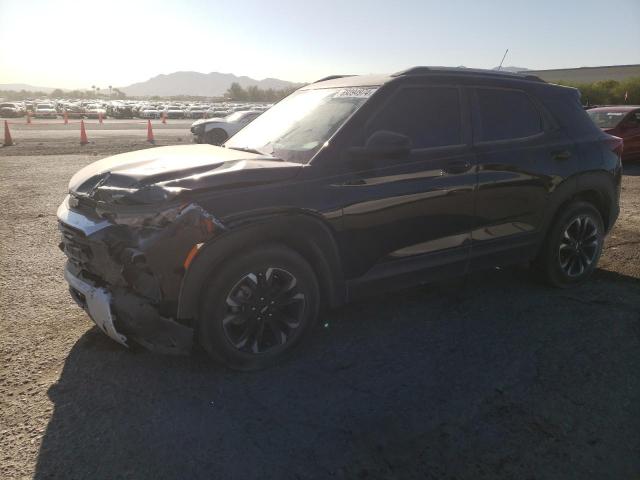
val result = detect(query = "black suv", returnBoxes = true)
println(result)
[58,67,622,369]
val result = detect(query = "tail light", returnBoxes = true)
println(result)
[605,135,624,158]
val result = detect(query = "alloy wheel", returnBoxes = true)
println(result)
[558,215,600,277]
[222,268,306,354]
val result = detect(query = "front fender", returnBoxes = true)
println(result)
[176,212,346,323]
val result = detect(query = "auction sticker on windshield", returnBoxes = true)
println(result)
[333,87,378,98]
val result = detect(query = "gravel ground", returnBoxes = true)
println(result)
[1,119,195,157]
[1,137,639,479]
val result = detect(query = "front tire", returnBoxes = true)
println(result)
[198,245,320,370]
[535,201,605,287]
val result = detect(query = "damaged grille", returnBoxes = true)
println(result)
[59,222,93,270]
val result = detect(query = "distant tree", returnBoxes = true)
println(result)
[559,77,640,105]
[112,88,126,99]
[226,82,247,101]
[50,88,65,98]
[225,82,299,102]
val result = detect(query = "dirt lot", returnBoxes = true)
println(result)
[1,123,639,479]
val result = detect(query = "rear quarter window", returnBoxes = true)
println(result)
[473,88,542,142]
[541,91,602,138]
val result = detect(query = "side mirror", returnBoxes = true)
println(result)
[349,130,412,160]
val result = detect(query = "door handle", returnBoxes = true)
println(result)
[442,160,471,174]
[552,150,572,161]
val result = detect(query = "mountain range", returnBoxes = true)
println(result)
[0,72,297,97]
[119,72,297,97]
[0,66,531,97]
[0,83,57,93]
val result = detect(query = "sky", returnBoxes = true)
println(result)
[0,0,638,89]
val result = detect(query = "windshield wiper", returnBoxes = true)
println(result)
[227,146,283,160]
[227,146,265,155]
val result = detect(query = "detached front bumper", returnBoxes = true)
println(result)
[64,266,128,347]
[64,264,194,354]
[57,196,196,354]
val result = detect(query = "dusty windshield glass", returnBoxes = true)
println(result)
[225,87,377,163]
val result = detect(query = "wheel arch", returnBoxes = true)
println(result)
[539,170,617,252]
[177,211,346,323]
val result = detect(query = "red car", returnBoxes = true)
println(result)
[587,106,640,161]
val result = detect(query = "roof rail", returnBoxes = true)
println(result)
[391,66,544,82]
[312,75,354,83]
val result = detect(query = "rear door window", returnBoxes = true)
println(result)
[473,88,542,142]
[368,86,463,149]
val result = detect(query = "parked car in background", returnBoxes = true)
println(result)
[207,107,232,118]
[587,106,640,161]
[165,106,185,119]
[64,104,86,118]
[140,107,161,119]
[0,102,24,117]
[34,103,57,118]
[85,104,107,119]
[187,107,207,119]
[191,110,262,144]
[58,67,622,370]
[109,104,134,119]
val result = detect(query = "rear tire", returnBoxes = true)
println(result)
[197,244,320,370]
[534,201,605,287]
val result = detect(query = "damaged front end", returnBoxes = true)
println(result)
[58,191,224,354]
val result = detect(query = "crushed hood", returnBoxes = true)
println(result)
[69,144,303,204]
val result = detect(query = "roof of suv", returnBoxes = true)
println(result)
[304,66,545,89]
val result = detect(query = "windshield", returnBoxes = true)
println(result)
[225,87,378,163]
[588,110,627,128]
[226,111,251,122]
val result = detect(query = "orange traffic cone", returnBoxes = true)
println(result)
[26,111,32,124]
[147,119,155,144]
[98,112,103,124]
[161,112,167,124]
[80,120,89,145]
[63,111,69,125]
[3,120,14,146]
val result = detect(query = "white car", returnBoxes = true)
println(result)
[34,103,57,118]
[140,108,161,119]
[190,110,263,145]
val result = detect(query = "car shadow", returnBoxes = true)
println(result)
[623,162,640,176]
[35,266,640,479]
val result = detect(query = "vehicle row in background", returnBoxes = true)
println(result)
[0,99,273,119]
